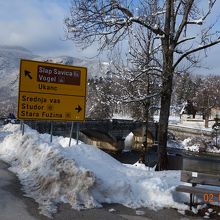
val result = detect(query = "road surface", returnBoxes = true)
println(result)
[0,160,202,220]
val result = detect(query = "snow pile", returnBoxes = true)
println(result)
[125,161,156,171]
[207,136,220,153]
[181,137,220,153]
[207,145,220,154]
[0,124,188,217]
[182,138,200,152]
[112,113,133,120]
[169,137,220,154]
[0,124,97,217]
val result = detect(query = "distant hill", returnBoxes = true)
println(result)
[0,45,109,116]
[0,45,37,97]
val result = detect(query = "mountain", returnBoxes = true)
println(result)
[0,45,109,117]
[0,45,37,96]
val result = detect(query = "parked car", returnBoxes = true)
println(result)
[3,113,19,125]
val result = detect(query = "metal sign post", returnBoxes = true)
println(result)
[22,121,25,136]
[50,121,53,143]
[76,123,80,145]
[20,120,22,131]
[69,122,74,147]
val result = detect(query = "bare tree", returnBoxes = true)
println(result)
[107,25,161,163]
[193,75,220,127]
[65,0,220,170]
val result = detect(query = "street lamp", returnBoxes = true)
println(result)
[212,113,220,148]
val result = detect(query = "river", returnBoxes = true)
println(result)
[110,147,220,174]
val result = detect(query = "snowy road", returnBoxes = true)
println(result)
[0,160,203,220]
[0,160,36,220]
[0,160,125,220]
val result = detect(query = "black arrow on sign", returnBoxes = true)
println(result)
[24,70,32,79]
[75,105,82,113]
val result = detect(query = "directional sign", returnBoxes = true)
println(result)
[17,59,87,121]
[19,59,87,96]
[18,92,85,121]
[24,70,32,79]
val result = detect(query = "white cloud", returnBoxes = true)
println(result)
[0,0,219,75]
[0,1,63,52]
[0,0,99,58]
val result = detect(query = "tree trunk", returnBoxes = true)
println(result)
[157,79,173,170]
[204,111,210,128]
[139,102,150,164]
[156,0,174,170]
[157,48,174,170]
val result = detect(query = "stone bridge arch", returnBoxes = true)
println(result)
[79,119,158,152]
[26,119,158,152]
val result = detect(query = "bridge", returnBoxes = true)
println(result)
[26,119,158,151]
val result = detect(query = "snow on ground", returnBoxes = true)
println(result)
[0,124,188,217]
[168,138,200,152]
[168,137,220,154]
[166,117,220,154]
[112,113,133,120]
[170,123,213,132]
[181,138,200,152]
[154,115,180,124]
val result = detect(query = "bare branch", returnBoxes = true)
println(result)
[174,0,194,44]
[174,38,220,69]
[121,92,160,103]
[176,36,196,46]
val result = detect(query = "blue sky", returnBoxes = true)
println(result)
[0,0,97,58]
[0,0,220,75]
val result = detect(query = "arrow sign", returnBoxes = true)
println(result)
[24,70,32,79]
[75,105,82,113]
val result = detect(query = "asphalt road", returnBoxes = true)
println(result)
[0,160,203,220]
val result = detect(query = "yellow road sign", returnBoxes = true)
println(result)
[19,59,87,96]
[17,59,87,121]
[18,92,85,121]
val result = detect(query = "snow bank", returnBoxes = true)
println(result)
[169,137,220,154]
[0,124,188,217]
[0,124,97,217]
[182,138,200,152]
[207,145,220,154]
[182,137,220,153]
[208,136,220,153]
[112,113,133,120]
